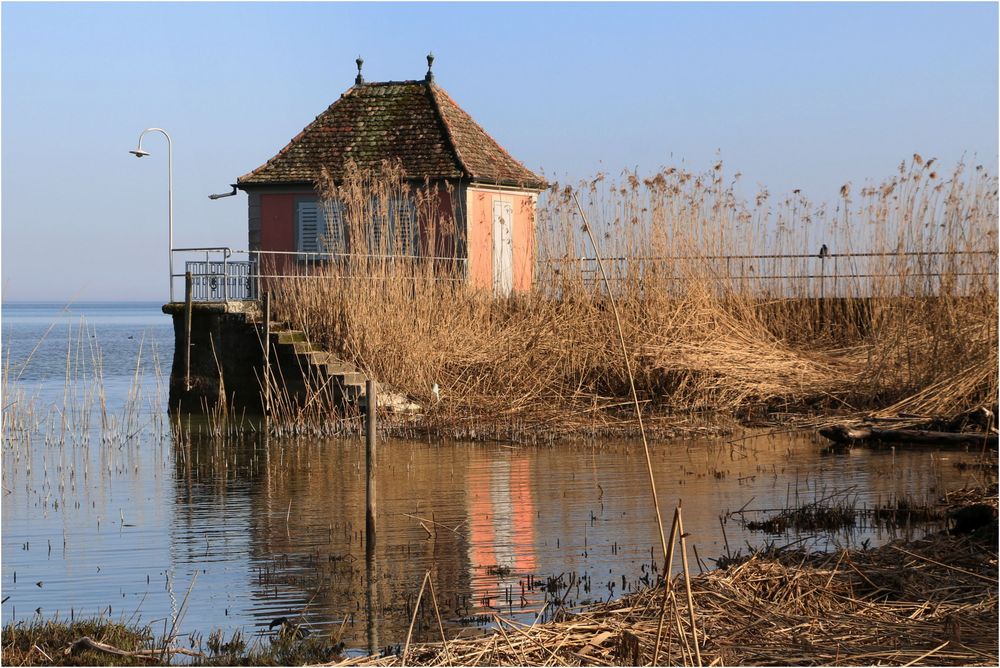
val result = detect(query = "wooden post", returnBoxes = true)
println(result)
[365,379,377,560]
[365,541,379,656]
[263,291,271,416]
[365,379,379,656]
[184,271,193,391]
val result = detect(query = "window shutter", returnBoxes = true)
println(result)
[389,197,417,256]
[322,200,345,254]
[296,200,327,253]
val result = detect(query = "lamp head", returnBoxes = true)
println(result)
[130,148,150,158]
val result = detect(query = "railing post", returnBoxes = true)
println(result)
[184,272,193,391]
[254,251,261,301]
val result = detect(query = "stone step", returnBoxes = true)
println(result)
[300,350,335,366]
[335,371,367,386]
[271,330,307,345]
[297,351,356,374]
[324,360,359,375]
[290,341,314,354]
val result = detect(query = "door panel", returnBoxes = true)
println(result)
[492,201,514,296]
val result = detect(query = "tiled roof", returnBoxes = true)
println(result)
[237,80,546,190]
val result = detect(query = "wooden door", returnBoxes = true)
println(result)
[492,200,513,296]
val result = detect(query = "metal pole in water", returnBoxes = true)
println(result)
[365,379,378,654]
[263,291,271,416]
[184,272,193,391]
[365,379,377,557]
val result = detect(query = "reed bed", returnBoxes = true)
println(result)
[329,490,997,667]
[271,158,997,440]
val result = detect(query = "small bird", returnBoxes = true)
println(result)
[948,504,997,536]
[269,617,310,639]
[818,244,829,258]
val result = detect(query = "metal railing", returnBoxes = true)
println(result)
[539,249,998,298]
[171,246,997,303]
[171,247,469,302]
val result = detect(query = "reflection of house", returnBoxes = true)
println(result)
[234,56,547,295]
[468,455,537,587]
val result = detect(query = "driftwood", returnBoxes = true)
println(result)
[820,424,998,449]
[65,636,205,661]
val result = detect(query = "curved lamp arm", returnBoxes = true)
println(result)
[130,128,174,301]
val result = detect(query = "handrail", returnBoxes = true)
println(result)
[168,246,995,303]
[170,247,470,302]
[543,249,997,263]
[172,246,232,256]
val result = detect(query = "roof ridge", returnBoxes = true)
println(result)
[426,82,471,181]
[359,79,425,87]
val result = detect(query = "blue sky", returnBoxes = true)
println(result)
[3,2,997,301]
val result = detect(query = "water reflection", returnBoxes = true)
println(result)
[3,427,994,653]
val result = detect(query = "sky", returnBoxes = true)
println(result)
[2,2,997,301]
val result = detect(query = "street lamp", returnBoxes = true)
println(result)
[129,128,174,301]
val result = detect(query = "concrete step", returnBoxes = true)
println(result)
[271,330,307,344]
[298,351,356,374]
[290,341,314,354]
[324,360,359,375]
[335,371,367,386]
[300,350,335,366]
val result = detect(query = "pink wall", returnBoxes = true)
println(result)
[259,193,302,251]
[255,186,538,292]
[258,192,311,277]
[466,187,536,293]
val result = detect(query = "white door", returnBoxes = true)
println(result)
[492,201,514,296]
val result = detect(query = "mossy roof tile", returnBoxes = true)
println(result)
[237,80,546,191]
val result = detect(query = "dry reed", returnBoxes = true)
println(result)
[269,158,997,440]
[327,489,998,667]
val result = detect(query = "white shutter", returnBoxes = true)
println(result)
[296,200,327,253]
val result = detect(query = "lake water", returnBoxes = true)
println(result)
[2,302,994,654]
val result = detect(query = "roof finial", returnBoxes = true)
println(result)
[425,52,434,83]
[355,55,364,85]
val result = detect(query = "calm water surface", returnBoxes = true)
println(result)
[2,302,994,653]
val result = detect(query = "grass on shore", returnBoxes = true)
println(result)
[1,617,346,667]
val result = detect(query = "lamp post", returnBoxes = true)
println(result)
[130,128,174,301]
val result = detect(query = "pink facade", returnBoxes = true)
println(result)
[253,186,538,294]
[465,187,537,293]
[239,77,546,293]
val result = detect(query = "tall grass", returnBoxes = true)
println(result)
[271,158,997,439]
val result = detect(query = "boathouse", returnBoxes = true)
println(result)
[235,56,547,295]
